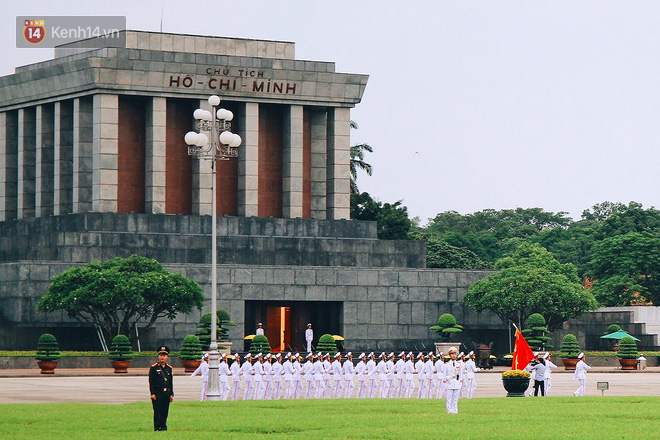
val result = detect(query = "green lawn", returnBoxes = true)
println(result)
[1,397,657,439]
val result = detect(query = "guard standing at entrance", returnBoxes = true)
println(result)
[149,345,174,431]
[256,323,264,335]
[305,323,314,352]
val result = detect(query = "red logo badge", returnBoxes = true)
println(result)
[23,20,46,44]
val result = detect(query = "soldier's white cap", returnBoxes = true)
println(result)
[264,353,271,360]
[256,352,263,358]
[408,351,413,356]
[220,353,226,359]
[275,353,282,359]
[448,347,457,354]
[399,352,406,357]
[368,352,374,357]
[358,352,366,359]
[533,352,539,357]
[439,351,444,356]
[417,352,424,359]
[245,353,252,358]
[459,352,464,358]
[306,353,314,358]
[389,352,395,357]
[334,352,341,359]
[257,322,263,326]
[578,352,584,359]
[202,352,210,360]
[543,352,550,359]
[234,353,241,358]
[428,351,434,357]
[294,353,300,358]
[468,351,474,356]
[346,352,353,357]
[307,323,312,327]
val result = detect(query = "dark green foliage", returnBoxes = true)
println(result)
[603,324,621,335]
[195,310,235,348]
[429,313,463,341]
[408,230,488,269]
[617,336,640,359]
[316,334,337,353]
[38,255,204,343]
[559,334,581,359]
[350,192,412,240]
[521,313,553,351]
[36,333,60,361]
[179,335,203,361]
[250,335,271,355]
[108,334,134,361]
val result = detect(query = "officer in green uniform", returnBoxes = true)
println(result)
[149,345,174,431]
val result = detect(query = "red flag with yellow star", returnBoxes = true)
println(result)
[511,327,535,370]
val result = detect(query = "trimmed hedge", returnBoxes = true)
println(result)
[108,334,134,361]
[36,333,61,361]
[179,335,203,361]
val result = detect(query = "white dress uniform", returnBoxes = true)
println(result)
[230,358,242,401]
[323,358,333,398]
[424,356,435,399]
[366,356,377,398]
[332,357,344,398]
[305,327,314,352]
[314,358,326,399]
[256,326,264,335]
[573,357,591,396]
[415,357,426,398]
[377,358,390,398]
[386,356,396,398]
[444,358,463,413]
[404,356,415,398]
[272,359,284,399]
[463,358,479,398]
[218,358,231,401]
[303,357,316,399]
[544,357,557,395]
[394,356,406,398]
[240,358,254,400]
[282,357,295,399]
[263,358,274,400]
[190,359,209,401]
[343,356,356,398]
[435,359,446,399]
[253,359,266,400]
[355,358,368,398]
[293,356,303,399]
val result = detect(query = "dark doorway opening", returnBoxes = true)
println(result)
[245,301,342,352]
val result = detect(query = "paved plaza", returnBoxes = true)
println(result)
[1,367,658,404]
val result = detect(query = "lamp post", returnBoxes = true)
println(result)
[184,95,241,400]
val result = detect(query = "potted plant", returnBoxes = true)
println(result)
[521,313,553,351]
[249,334,271,355]
[501,369,531,397]
[602,324,622,351]
[108,334,134,373]
[195,310,235,354]
[430,313,463,354]
[559,333,581,370]
[35,333,61,374]
[316,334,337,353]
[180,334,203,372]
[617,336,639,370]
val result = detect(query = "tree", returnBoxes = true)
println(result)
[429,313,463,341]
[408,230,487,269]
[464,243,597,330]
[588,232,660,306]
[521,313,553,351]
[349,120,373,194]
[195,310,235,349]
[350,192,412,240]
[38,255,204,345]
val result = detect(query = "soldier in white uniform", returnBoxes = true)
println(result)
[323,353,333,398]
[435,352,446,399]
[343,352,355,398]
[366,352,377,398]
[573,352,591,396]
[218,353,231,401]
[404,352,415,398]
[314,353,326,399]
[240,353,254,400]
[305,324,314,353]
[330,352,343,398]
[272,353,284,399]
[282,353,295,399]
[423,352,435,399]
[386,353,396,398]
[355,353,368,398]
[524,352,539,397]
[394,352,407,398]
[230,353,242,401]
[377,353,390,398]
[303,353,316,399]
[293,353,304,399]
[463,351,480,398]
[256,323,264,336]
[252,353,266,400]
[415,352,426,399]
[543,352,557,396]
[444,347,463,413]
[262,353,274,400]
[190,353,210,401]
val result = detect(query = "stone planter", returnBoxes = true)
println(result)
[181,359,201,373]
[110,360,132,373]
[618,358,637,370]
[561,358,579,370]
[434,342,455,356]
[502,378,530,397]
[37,360,59,374]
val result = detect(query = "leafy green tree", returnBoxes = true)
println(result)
[349,121,373,194]
[350,192,412,240]
[588,232,660,306]
[521,313,553,351]
[465,243,598,330]
[38,255,204,344]
[195,310,235,348]
[409,230,487,269]
[429,313,463,341]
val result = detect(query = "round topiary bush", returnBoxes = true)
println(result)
[36,333,61,361]
[559,334,581,359]
[617,336,639,359]
[250,334,271,355]
[429,313,463,341]
[316,334,337,353]
[521,313,553,351]
[604,324,621,335]
[195,310,235,349]
[108,334,134,361]
[179,335,203,361]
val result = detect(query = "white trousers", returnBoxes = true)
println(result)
[465,378,476,399]
[243,381,254,400]
[231,380,241,400]
[219,380,230,401]
[357,380,368,398]
[284,379,295,399]
[334,379,344,398]
[544,377,552,396]
[199,380,208,401]
[575,378,586,396]
[344,377,355,398]
[445,388,460,413]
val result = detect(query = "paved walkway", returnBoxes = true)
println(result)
[1,367,658,404]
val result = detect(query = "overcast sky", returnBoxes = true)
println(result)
[3,1,660,224]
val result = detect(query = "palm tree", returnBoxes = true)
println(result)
[350,120,373,194]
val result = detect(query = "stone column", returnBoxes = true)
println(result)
[54,101,74,215]
[17,107,36,219]
[73,97,93,213]
[310,109,327,219]
[326,107,351,220]
[282,105,303,218]
[192,99,212,215]
[92,94,119,212]
[238,102,259,217]
[0,111,18,221]
[145,97,167,213]
[35,104,55,218]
